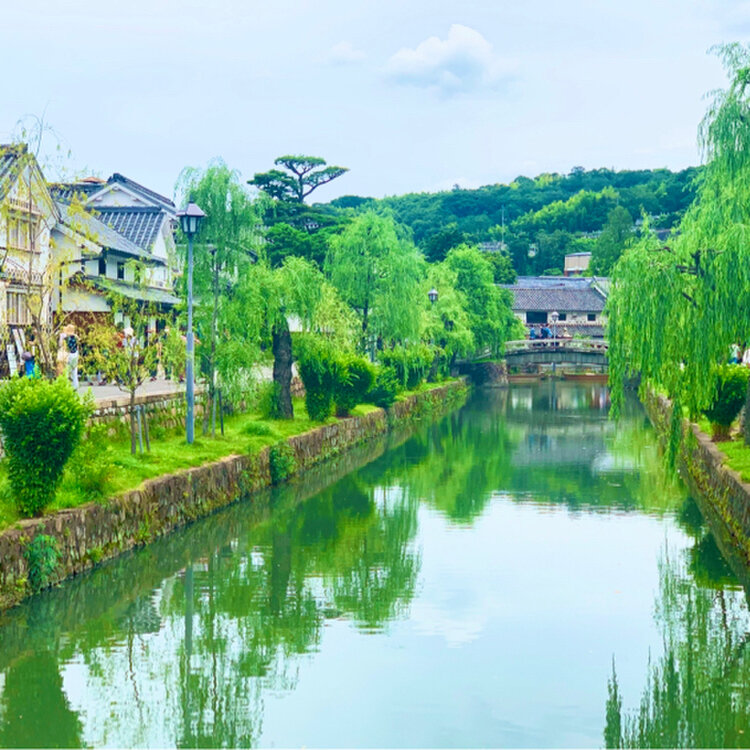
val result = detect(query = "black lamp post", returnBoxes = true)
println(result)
[428,288,438,304]
[177,201,206,444]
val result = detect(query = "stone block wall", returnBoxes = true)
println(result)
[643,390,750,569]
[0,379,468,611]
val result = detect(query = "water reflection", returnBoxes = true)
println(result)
[0,382,746,747]
[606,494,750,749]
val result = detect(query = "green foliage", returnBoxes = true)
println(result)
[608,45,750,418]
[68,424,114,501]
[268,441,298,484]
[366,367,400,409]
[423,222,466,263]
[379,344,434,389]
[257,381,284,420]
[175,160,263,411]
[0,377,90,516]
[249,155,348,203]
[703,365,749,435]
[485,250,517,284]
[24,534,60,592]
[444,244,517,355]
[333,354,376,416]
[242,420,274,437]
[297,341,338,421]
[326,211,423,344]
[590,205,634,275]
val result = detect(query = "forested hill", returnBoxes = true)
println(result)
[324,166,700,276]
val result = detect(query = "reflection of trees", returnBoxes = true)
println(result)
[0,651,83,748]
[605,521,750,748]
[0,430,421,748]
[375,384,684,524]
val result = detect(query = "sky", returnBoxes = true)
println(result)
[1,0,748,203]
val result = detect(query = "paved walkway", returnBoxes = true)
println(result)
[78,365,275,406]
[78,379,187,405]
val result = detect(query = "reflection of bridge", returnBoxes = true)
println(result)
[505,339,608,370]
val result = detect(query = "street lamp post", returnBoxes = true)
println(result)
[550,310,559,341]
[428,288,438,304]
[550,310,560,375]
[177,202,206,444]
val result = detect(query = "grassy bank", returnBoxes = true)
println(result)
[0,382,449,531]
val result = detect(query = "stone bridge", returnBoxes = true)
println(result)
[504,338,608,370]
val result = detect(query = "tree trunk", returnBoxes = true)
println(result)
[129,389,137,455]
[209,259,219,436]
[272,319,294,419]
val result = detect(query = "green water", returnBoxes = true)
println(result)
[0,382,749,748]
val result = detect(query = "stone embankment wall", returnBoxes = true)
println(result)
[90,378,305,434]
[0,380,468,611]
[643,390,750,568]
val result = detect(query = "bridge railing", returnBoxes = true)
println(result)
[505,338,608,354]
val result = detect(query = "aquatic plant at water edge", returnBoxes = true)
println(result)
[24,535,60,592]
[269,441,297,484]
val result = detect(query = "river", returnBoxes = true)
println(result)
[0,382,748,748]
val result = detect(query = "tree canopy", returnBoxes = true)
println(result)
[608,43,750,416]
[249,155,348,203]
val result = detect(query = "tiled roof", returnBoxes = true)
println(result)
[0,144,26,200]
[56,202,161,262]
[95,206,164,251]
[501,276,607,313]
[88,276,179,306]
[109,173,175,212]
[49,181,104,204]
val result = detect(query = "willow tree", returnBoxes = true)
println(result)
[608,44,750,417]
[444,244,521,356]
[325,211,424,349]
[420,262,474,371]
[175,161,262,432]
[226,255,355,418]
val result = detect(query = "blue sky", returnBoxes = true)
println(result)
[1,0,746,201]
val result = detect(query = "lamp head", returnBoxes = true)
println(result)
[178,202,206,237]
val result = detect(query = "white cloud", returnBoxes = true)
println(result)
[327,41,366,65]
[384,24,517,95]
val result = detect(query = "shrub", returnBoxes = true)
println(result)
[334,355,376,416]
[68,423,114,502]
[257,381,283,420]
[269,441,297,484]
[24,535,60,592]
[379,344,434,389]
[243,421,274,437]
[0,378,91,516]
[298,348,338,421]
[366,367,400,409]
[703,364,750,440]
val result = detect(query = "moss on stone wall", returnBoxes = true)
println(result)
[0,379,468,612]
[643,390,750,571]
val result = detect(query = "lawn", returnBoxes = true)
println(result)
[0,382,449,531]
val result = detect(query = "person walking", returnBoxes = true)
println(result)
[22,329,37,377]
[730,342,741,364]
[62,324,79,390]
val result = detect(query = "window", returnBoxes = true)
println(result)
[6,291,28,325]
[98,257,107,276]
[526,311,548,324]
[558,313,567,321]
[117,262,125,280]
[6,215,36,251]
[587,313,596,322]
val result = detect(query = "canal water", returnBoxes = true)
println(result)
[1,382,749,748]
